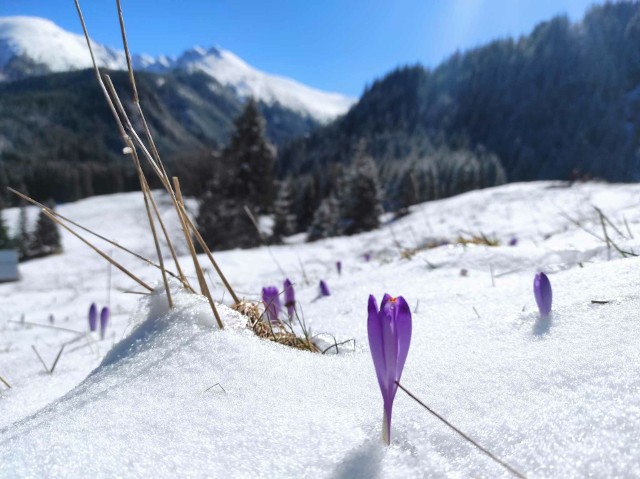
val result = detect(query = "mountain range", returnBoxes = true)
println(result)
[0,16,354,122]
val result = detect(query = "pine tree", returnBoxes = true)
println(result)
[197,187,257,251]
[225,98,276,213]
[339,151,383,235]
[29,201,62,257]
[0,210,10,250]
[307,195,340,241]
[16,204,30,260]
[272,179,296,242]
[196,99,276,251]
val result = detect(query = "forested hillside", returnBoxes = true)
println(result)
[279,2,640,211]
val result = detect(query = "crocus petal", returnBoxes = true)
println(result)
[88,303,98,332]
[262,286,282,322]
[320,280,330,297]
[283,279,295,318]
[100,307,110,340]
[534,272,552,317]
[367,295,386,397]
[380,302,398,410]
[393,296,412,385]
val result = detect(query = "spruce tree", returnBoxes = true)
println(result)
[196,99,276,251]
[339,151,383,235]
[307,195,340,241]
[272,179,296,242]
[17,204,30,260]
[225,98,276,213]
[0,211,10,250]
[30,201,62,257]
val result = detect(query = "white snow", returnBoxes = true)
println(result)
[1,181,640,478]
[0,16,127,72]
[0,16,355,121]
[174,46,355,121]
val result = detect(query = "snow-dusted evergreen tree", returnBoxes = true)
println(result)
[29,201,61,257]
[339,150,383,235]
[16,204,30,259]
[196,99,276,251]
[272,179,296,242]
[0,209,10,250]
[307,195,340,241]
[225,98,276,214]
[197,189,256,251]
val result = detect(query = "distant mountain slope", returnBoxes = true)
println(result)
[0,16,355,121]
[280,2,640,183]
[0,68,318,203]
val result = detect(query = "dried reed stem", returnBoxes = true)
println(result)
[42,209,153,292]
[182,210,240,305]
[102,75,173,306]
[7,187,191,291]
[0,374,11,389]
[173,178,224,329]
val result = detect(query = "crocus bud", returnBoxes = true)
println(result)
[88,303,98,332]
[100,307,110,340]
[509,237,518,246]
[283,279,295,318]
[336,261,342,276]
[319,280,330,297]
[261,286,282,322]
[363,253,371,262]
[534,272,552,317]
[368,294,412,445]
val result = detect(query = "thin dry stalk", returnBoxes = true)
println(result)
[49,345,66,374]
[173,178,224,329]
[9,319,83,335]
[42,210,153,292]
[102,76,173,306]
[0,374,11,389]
[31,345,50,374]
[180,212,241,304]
[243,205,287,278]
[106,9,237,303]
[8,187,188,288]
[102,73,189,288]
[73,1,183,304]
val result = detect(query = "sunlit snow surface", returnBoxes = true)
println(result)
[1,181,640,478]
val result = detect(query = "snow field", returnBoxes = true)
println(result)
[1,181,640,477]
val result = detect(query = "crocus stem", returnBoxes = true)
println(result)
[395,381,526,479]
[382,410,390,445]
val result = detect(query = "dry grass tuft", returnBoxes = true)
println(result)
[233,300,321,353]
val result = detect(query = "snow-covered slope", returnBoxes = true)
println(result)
[0,16,126,73]
[2,182,640,477]
[0,16,355,120]
[172,46,354,121]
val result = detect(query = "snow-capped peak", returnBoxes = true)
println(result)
[0,16,355,121]
[174,46,355,121]
[0,16,127,72]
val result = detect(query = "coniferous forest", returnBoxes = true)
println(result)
[3,3,640,248]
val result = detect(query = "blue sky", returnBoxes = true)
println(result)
[2,0,602,97]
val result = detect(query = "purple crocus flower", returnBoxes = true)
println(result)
[88,303,98,332]
[319,280,330,297]
[100,306,110,340]
[533,272,552,317]
[509,237,518,247]
[283,279,296,318]
[262,286,282,322]
[336,261,342,276]
[368,294,412,445]
[363,253,372,262]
